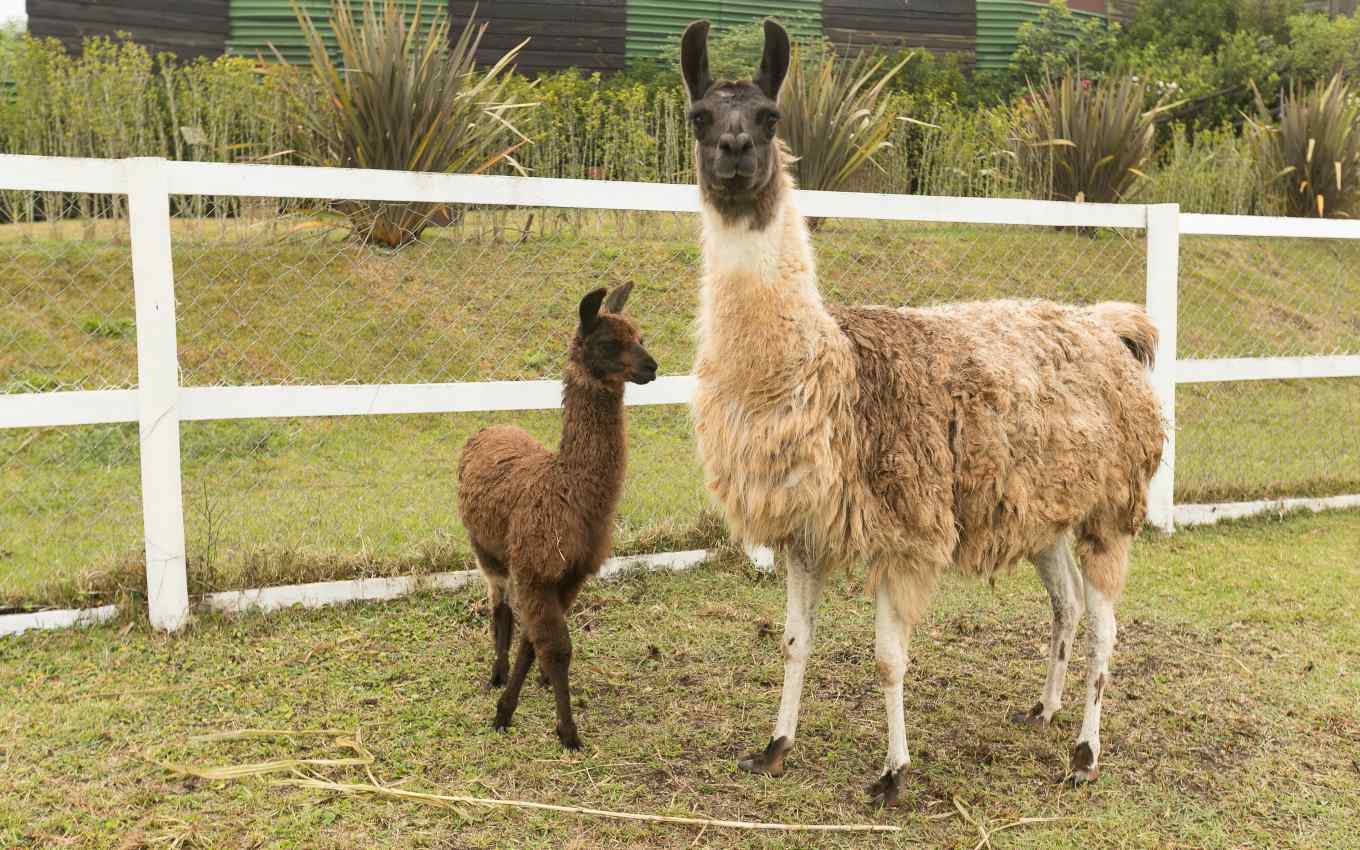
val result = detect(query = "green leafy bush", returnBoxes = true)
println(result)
[1014,73,1163,204]
[779,46,908,205]
[1248,73,1360,218]
[1011,1,1122,86]
[286,0,532,246]
[659,13,831,81]
[1123,0,1301,52]
[1284,12,1360,84]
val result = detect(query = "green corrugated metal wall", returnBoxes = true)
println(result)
[975,0,1106,71]
[626,0,822,61]
[228,0,445,64]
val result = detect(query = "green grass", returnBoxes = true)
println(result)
[2,212,1358,606]
[1,509,1357,848]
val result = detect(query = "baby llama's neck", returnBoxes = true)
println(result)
[695,170,836,384]
[556,368,627,513]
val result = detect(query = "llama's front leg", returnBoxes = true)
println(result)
[1012,537,1084,725]
[535,600,582,750]
[868,580,913,808]
[738,552,825,777]
[1071,580,1117,785]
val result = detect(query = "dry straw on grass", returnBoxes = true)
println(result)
[149,727,1087,838]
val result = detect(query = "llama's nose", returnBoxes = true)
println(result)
[718,133,753,158]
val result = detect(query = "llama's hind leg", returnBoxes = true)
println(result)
[738,551,826,777]
[487,577,514,689]
[1070,533,1131,786]
[1012,534,1084,726]
[868,568,935,808]
[474,545,514,689]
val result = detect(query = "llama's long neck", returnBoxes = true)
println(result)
[556,368,627,511]
[695,165,838,386]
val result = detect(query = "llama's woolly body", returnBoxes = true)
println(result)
[692,168,1164,607]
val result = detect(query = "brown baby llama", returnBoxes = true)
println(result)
[457,284,656,750]
[681,19,1165,805]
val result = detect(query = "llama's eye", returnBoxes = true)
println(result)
[690,112,708,134]
[763,113,779,134]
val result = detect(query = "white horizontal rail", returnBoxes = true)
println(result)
[0,378,696,430]
[0,604,120,638]
[0,154,127,194]
[1176,494,1360,527]
[203,549,709,616]
[179,376,696,421]
[1177,355,1360,383]
[1181,213,1360,239]
[0,389,139,428]
[0,155,1147,228]
[797,189,1146,228]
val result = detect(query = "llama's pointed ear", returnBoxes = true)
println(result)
[754,19,790,101]
[604,281,634,314]
[681,20,713,102]
[579,287,608,334]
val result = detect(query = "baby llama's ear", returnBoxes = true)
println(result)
[604,281,634,314]
[579,287,608,334]
[681,20,714,103]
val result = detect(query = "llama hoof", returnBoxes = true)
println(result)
[867,767,906,808]
[1067,742,1101,787]
[1008,701,1050,727]
[557,725,583,751]
[487,670,508,690]
[492,702,515,733]
[737,736,791,777]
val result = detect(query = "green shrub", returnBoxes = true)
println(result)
[1014,73,1162,204]
[1285,12,1360,84]
[658,13,831,81]
[779,46,908,203]
[1123,0,1301,52]
[1011,1,1122,86]
[1248,73,1360,218]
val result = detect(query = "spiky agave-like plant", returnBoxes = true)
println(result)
[1014,73,1166,205]
[778,45,909,227]
[1248,74,1360,219]
[288,0,532,246]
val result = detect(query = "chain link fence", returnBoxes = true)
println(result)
[1176,235,1360,503]
[0,193,143,608]
[3,185,1357,610]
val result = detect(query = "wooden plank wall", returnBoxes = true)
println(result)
[27,0,229,60]
[449,0,627,76]
[823,0,976,64]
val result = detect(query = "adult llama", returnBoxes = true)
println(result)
[681,18,1165,805]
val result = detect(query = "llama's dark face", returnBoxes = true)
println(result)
[681,19,790,220]
[575,284,658,386]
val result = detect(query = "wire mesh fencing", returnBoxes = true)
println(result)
[1175,235,1360,503]
[164,200,1149,596]
[5,179,1358,613]
[0,191,143,608]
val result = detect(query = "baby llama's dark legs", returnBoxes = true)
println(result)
[488,578,513,689]
[492,634,535,732]
[533,590,581,750]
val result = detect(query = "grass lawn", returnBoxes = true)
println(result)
[2,509,1358,848]
[2,211,1358,606]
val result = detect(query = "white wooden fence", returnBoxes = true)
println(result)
[2,154,1358,637]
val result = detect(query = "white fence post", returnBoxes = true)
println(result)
[1145,203,1180,533]
[127,157,190,631]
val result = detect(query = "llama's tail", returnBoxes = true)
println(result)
[1088,301,1158,368]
